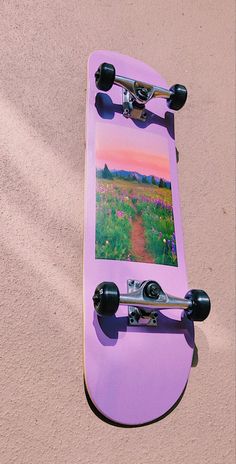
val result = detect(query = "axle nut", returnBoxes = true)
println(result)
[144,282,160,299]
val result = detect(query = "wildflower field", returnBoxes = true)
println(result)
[96,177,178,266]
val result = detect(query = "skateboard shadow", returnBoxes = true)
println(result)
[95,92,175,139]
[93,310,194,349]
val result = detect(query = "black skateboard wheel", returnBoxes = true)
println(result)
[93,282,120,316]
[167,84,187,110]
[185,289,211,321]
[95,63,115,91]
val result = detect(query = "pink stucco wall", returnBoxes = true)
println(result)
[0,1,235,463]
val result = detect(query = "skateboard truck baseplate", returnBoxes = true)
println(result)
[128,280,158,326]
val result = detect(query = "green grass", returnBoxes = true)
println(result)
[96,178,177,266]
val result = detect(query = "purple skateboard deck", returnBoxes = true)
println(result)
[84,51,194,425]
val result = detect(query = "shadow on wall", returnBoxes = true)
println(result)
[95,92,175,138]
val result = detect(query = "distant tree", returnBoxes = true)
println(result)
[102,163,113,180]
[142,175,148,184]
[159,178,165,188]
[96,168,102,178]
[151,176,156,185]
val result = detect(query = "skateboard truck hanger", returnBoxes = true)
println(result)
[95,63,188,121]
[93,280,211,327]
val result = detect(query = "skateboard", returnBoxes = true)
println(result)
[84,51,211,426]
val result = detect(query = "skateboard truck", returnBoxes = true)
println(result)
[93,280,211,326]
[95,62,188,121]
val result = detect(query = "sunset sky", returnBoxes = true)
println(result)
[96,121,171,180]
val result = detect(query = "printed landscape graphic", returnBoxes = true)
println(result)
[95,122,178,266]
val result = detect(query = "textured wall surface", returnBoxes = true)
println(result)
[0,1,235,463]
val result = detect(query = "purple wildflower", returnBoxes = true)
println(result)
[116,210,125,218]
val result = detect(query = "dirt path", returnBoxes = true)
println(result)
[131,216,155,263]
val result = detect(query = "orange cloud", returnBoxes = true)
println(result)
[96,122,171,180]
